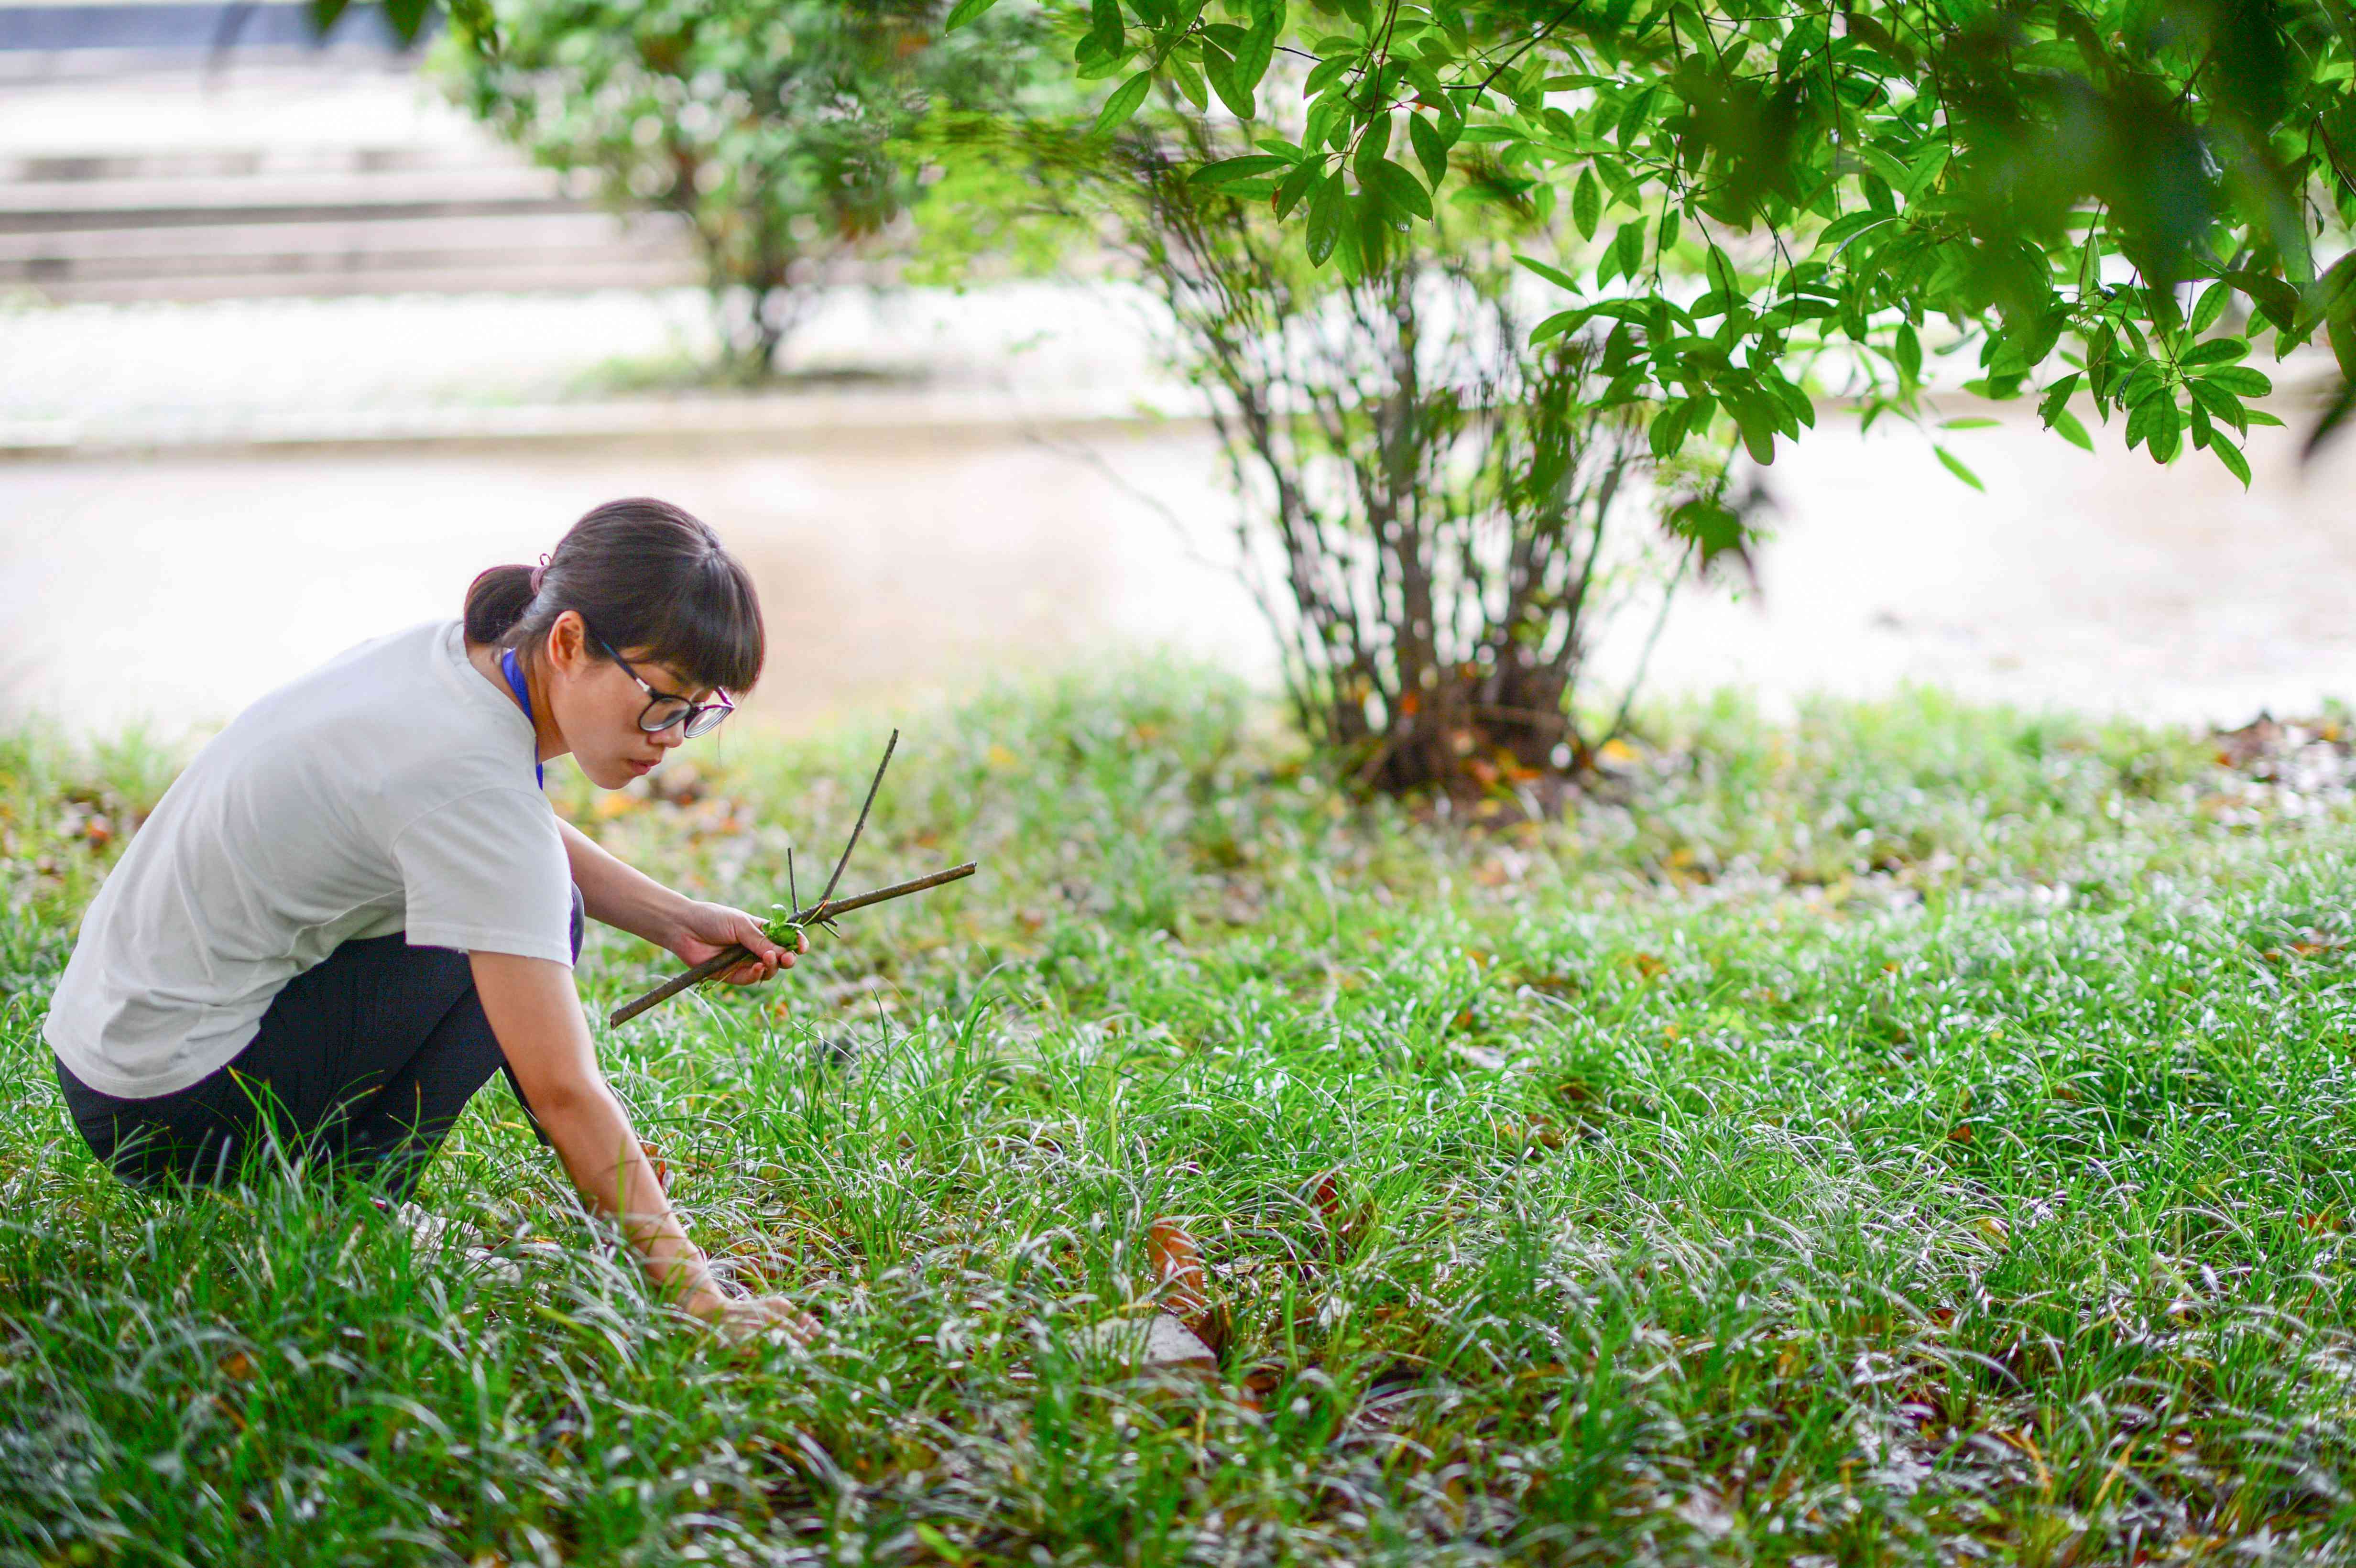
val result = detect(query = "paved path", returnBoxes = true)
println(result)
[0,281,1176,453]
[9,403,2356,745]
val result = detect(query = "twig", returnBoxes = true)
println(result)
[818,730,898,914]
[1602,548,1688,748]
[606,862,980,1028]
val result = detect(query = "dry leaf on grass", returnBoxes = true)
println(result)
[1069,1313,1219,1372]
[1149,1218,1230,1355]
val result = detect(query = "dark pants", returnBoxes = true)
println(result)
[53,886,580,1205]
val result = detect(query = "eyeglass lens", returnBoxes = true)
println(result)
[640,700,728,737]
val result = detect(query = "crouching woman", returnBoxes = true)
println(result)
[44,497,809,1341]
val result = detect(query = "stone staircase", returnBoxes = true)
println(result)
[0,57,703,303]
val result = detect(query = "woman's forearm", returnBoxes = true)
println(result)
[536,1077,725,1314]
[557,818,691,948]
[469,949,725,1316]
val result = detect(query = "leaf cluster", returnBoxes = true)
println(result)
[432,0,1045,368]
[947,0,2356,484]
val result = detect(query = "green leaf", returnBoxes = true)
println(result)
[1761,372,1816,428]
[2210,431,2252,487]
[2224,269,2301,334]
[1704,246,1739,302]
[2305,377,2356,460]
[1514,253,1581,294]
[309,0,351,33]
[2037,373,2081,425]
[1668,497,1746,565]
[943,0,1001,30]
[1940,416,2000,430]
[1894,323,1921,383]
[1305,171,1346,266]
[1529,309,1587,344]
[1191,154,1289,187]
[1369,158,1431,222]
[1075,32,1134,77]
[1201,42,1252,119]
[1733,400,1778,464]
[1408,114,1450,186]
[2190,280,2231,334]
[2185,377,2248,432]
[1649,401,1694,457]
[1613,219,1646,282]
[382,0,428,42]
[1572,167,1601,240]
[2179,337,2248,368]
[2051,409,2094,451]
[1235,8,1280,94]
[1353,111,1394,181]
[1166,48,1210,111]
[1091,71,1153,137]
[1274,157,1323,219]
[1818,211,1892,247]
[1303,54,1352,97]
[2198,366,2272,397]
[1933,445,1985,490]
[1088,0,1125,54]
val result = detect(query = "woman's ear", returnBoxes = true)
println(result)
[546,610,589,675]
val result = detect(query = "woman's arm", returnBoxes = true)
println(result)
[468,949,808,1336]
[556,818,799,984]
[557,817,694,948]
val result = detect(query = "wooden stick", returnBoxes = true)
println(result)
[817,730,897,913]
[605,861,978,1028]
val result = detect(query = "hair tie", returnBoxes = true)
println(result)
[528,553,550,597]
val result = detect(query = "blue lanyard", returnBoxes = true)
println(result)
[499,648,545,790]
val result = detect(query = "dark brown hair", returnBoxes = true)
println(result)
[463,498,764,692]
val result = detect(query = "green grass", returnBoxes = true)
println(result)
[4,666,2354,1566]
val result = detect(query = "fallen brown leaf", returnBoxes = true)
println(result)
[1148,1218,1228,1355]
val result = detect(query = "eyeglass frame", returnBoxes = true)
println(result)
[586,627,735,738]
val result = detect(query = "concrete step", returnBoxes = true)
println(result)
[0,144,553,187]
[8,257,701,301]
[0,172,598,230]
[0,60,706,300]
[0,208,703,298]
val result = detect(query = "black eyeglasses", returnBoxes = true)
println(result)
[589,629,735,738]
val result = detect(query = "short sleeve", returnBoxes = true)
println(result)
[391,786,574,964]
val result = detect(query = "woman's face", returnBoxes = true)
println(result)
[538,613,718,791]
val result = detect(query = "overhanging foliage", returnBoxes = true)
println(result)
[941,0,2356,490]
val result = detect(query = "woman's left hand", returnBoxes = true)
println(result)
[669,900,806,985]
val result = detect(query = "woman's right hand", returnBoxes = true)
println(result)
[698,1292,818,1347]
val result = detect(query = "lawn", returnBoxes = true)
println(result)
[3,666,2353,1566]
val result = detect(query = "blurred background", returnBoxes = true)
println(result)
[5,0,2353,745]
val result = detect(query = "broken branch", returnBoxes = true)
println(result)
[605,860,978,1028]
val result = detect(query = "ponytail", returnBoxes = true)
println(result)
[462,563,539,645]
[459,499,764,693]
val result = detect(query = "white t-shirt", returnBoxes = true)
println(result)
[44,618,575,1100]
